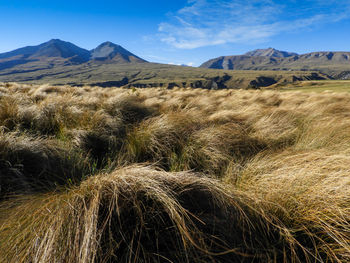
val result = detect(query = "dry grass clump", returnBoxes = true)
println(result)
[168,123,266,175]
[0,131,89,198]
[102,93,154,124]
[121,110,265,176]
[1,83,350,262]
[237,150,350,262]
[0,166,297,263]
[0,95,19,130]
[122,112,197,167]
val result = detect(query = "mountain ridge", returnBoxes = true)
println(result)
[0,43,343,87]
[244,48,298,58]
[200,48,350,78]
[0,39,146,71]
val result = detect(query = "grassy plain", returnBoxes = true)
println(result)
[0,82,350,262]
[273,80,350,92]
[0,62,327,89]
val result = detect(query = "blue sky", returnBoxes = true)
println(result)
[1,0,350,66]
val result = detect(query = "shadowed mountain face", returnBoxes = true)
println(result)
[0,39,91,62]
[32,39,91,62]
[200,48,350,78]
[0,39,146,71]
[91,42,146,63]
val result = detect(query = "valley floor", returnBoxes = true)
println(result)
[273,80,350,92]
[0,82,350,262]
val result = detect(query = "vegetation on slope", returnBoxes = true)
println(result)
[0,62,328,89]
[272,80,350,92]
[0,83,350,262]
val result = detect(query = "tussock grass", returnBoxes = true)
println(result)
[0,83,350,262]
[237,150,350,262]
[0,166,298,263]
[0,131,89,198]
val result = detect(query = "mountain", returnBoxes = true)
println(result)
[90,42,146,63]
[200,55,281,70]
[31,39,91,62]
[200,49,350,78]
[244,48,297,58]
[0,39,91,65]
[0,39,146,71]
[0,42,330,88]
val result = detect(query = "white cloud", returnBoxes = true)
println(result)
[158,0,350,49]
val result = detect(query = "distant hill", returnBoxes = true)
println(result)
[200,48,350,78]
[0,39,146,71]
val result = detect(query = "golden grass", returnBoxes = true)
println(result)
[238,150,350,261]
[273,80,350,93]
[1,166,301,263]
[0,82,350,262]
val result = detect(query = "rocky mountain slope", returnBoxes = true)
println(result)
[244,48,297,58]
[200,48,350,78]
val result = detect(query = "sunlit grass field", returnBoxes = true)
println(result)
[274,80,350,92]
[0,61,328,89]
[0,82,350,262]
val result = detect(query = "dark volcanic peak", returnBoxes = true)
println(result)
[245,48,298,58]
[90,42,146,63]
[32,39,91,62]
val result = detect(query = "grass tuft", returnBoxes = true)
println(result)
[0,83,350,262]
[1,166,301,263]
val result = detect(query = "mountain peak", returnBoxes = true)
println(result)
[47,38,63,43]
[42,39,76,49]
[99,41,118,46]
[30,39,91,62]
[245,48,298,58]
[0,39,147,71]
[90,42,146,63]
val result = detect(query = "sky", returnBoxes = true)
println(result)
[1,0,350,66]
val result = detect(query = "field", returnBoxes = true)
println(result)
[273,80,350,93]
[0,82,350,262]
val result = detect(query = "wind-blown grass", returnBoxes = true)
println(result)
[0,83,350,262]
[0,166,300,263]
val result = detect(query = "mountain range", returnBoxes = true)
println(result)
[200,48,350,79]
[0,39,146,72]
[0,40,347,88]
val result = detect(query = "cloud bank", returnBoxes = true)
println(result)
[158,0,350,49]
